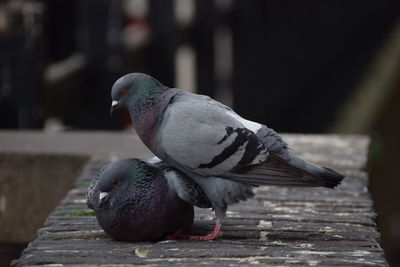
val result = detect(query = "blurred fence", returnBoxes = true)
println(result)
[0,0,399,131]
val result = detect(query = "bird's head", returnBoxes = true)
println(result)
[96,158,156,207]
[110,73,168,117]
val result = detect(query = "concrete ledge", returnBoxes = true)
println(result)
[0,130,152,160]
[0,153,89,244]
[6,132,387,266]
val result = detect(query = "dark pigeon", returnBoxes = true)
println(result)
[109,73,345,240]
[86,158,211,241]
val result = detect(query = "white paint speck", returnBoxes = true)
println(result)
[307,260,320,266]
[226,210,239,215]
[157,240,177,244]
[319,226,337,232]
[257,220,272,228]
[296,250,336,256]
[286,260,301,264]
[298,243,314,249]
[44,250,79,254]
[135,248,149,258]
[352,250,371,257]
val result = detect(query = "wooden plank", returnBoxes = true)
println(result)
[14,135,387,266]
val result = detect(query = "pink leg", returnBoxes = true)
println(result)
[189,223,223,240]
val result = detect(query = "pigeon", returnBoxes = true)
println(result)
[86,158,211,241]
[109,73,345,240]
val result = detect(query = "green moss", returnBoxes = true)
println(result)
[80,181,92,188]
[63,209,95,216]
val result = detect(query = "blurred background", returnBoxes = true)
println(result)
[1,0,400,265]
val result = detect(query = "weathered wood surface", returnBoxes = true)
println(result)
[15,135,387,266]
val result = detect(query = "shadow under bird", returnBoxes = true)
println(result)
[109,73,345,240]
[86,158,211,241]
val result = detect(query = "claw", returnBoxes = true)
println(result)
[189,223,222,241]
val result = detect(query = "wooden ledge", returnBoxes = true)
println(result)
[13,134,387,266]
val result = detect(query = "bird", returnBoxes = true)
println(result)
[109,72,345,240]
[86,158,211,241]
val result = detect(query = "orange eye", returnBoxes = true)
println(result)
[112,178,121,186]
[120,89,128,95]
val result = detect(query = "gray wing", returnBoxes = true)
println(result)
[86,165,108,209]
[163,168,212,208]
[256,125,289,157]
[223,125,344,188]
[159,92,268,176]
[160,92,341,188]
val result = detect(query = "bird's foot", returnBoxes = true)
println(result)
[166,230,190,240]
[189,223,222,240]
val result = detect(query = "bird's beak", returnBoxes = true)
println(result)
[110,100,120,117]
[99,192,109,202]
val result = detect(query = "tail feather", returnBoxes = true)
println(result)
[224,154,345,188]
[313,166,344,188]
[287,155,344,188]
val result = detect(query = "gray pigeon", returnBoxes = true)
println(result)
[109,73,345,240]
[86,158,211,241]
